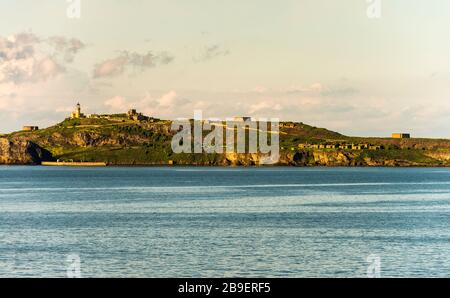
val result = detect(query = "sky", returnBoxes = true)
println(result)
[0,0,449,137]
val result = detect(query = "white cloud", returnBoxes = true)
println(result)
[47,36,86,62]
[0,68,94,132]
[156,90,177,107]
[284,83,323,93]
[0,32,88,131]
[104,95,130,111]
[248,101,282,114]
[0,32,85,85]
[93,56,128,79]
[93,50,174,79]
[103,91,200,119]
[33,57,65,81]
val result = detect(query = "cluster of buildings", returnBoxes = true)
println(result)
[69,103,149,122]
[21,103,153,132]
[297,143,384,151]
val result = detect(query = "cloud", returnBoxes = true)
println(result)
[0,66,96,132]
[93,56,129,79]
[33,57,65,81]
[0,32,85,85]
[93,50,174,78]
[284,83,323,94]
[156,90,178,107]
[137,91,187,116]
[47,36,86,62]
[104,95,129,111]
[321,86,358,97]
[253,83,357,100]
[103,91,197,119]
[248,101,282,114]
[194,45,230,62]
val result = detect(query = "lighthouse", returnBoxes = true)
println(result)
[70,102,86,119]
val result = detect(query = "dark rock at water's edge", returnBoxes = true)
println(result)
[0,138,55,165]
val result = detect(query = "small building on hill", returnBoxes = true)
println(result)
[127,109,148,121]
[392,133,411,139]
[22,126,39,132]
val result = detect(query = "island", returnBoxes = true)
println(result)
[1,104,449,167]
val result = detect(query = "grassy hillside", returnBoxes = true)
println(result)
[5,116,450,166]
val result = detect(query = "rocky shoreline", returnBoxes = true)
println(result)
[0,138,54,165]
[1,137,449,167]
[1,117,449,167]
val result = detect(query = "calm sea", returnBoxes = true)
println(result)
[1,166,450,277]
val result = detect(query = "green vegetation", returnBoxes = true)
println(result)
[3,116,450,166]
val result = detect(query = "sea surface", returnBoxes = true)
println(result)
[1,166,450,277]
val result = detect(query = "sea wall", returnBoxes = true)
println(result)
[41,161,107,167]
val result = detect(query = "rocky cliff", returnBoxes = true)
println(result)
[167,150,447,167]
[212,151,440,167]
[0,138,54,165]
